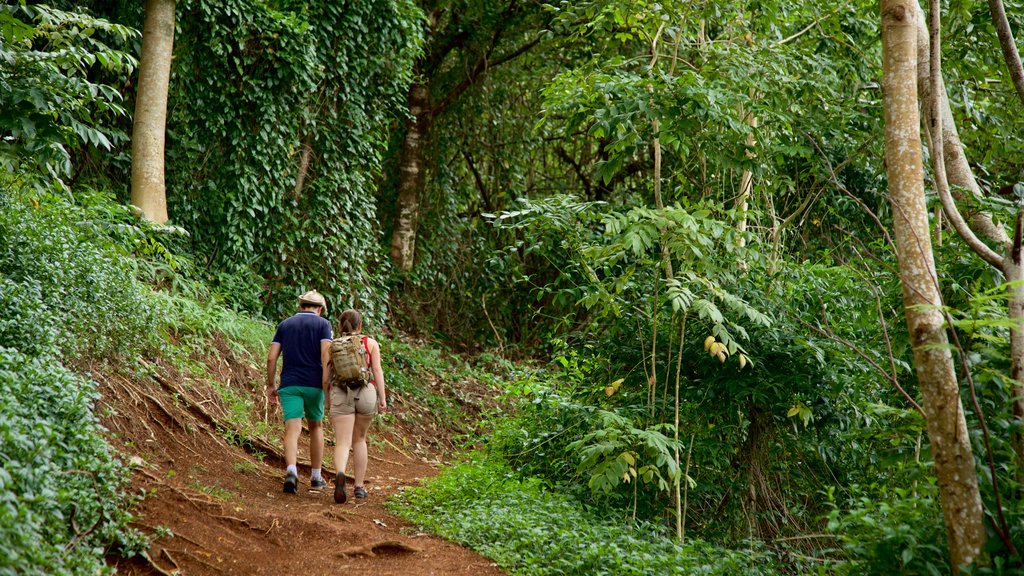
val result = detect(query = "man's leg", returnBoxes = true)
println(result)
[283,417,302,466]
[303,386,326,486]
[282,417,302,493]
[309,420,324,471]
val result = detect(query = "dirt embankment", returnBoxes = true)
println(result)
[95,340,503,576]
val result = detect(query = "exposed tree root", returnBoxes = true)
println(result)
[138,468,223,513]
[149,370,285,465]
[166,547,226,573]
[337,540,422,558]
[139,550,177,576]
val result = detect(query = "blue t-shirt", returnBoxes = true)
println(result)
[272,311,333,389]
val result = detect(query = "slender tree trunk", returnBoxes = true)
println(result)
[987,0,1024,105]
[1008,214,1024,468]
[130,0,175,224]
[915,8,1010,246]
[736,107,757,251]
[882,2,986,569]
[917,0,1024,471]
[389,80,432,271]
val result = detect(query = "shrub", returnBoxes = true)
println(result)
[0,188,159,360]
[0,186,156,573]
[0,349,144,575]
[826,486,949,576]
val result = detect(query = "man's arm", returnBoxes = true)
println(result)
[266,342,282,404]
[320,340,332,388]
[321,340,332,411]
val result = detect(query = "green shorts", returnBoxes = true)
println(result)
[279,386,325,422]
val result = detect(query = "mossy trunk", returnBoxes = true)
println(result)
[739,404,791,539]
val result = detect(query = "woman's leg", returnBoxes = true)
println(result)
[352,414,374,488]
[331,414,355,476]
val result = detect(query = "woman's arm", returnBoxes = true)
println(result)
[369,338,386,411]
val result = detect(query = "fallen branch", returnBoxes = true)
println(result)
[381,436,413,460]
[370,454,404,466]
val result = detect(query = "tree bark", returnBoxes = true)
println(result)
[881,1,986,570]
[389,80,431,272]
[130,0,175,224]
[915,7,1010,247]
[736,107,757,251]
[987,0,1024,106]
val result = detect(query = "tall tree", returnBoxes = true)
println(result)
[130,0,175,223]
[916,0,1024,476]
[388,0,542,271]
[880,0,985,569]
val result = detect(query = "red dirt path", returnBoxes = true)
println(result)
[93,344,505,576]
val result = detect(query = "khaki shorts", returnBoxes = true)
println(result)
[330,383,378,417]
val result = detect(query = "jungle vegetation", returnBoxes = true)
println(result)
[2,0,1024,573]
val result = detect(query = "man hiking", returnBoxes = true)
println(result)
[266,290,332,493]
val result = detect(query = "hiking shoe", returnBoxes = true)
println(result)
[283,471,298,494]
[334,471,347,504]
[310,477,327,491]
[353,486,368,499]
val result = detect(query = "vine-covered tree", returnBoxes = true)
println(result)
[388,0,544,272]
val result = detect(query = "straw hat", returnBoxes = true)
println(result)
[298,290,327,311]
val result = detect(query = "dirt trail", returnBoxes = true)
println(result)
[94,345,504,576]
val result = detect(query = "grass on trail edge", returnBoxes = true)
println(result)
[390,457,780,576]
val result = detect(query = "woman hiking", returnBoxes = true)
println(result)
[328,309,387,503]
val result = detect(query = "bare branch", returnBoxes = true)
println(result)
[987,0,1024,106]
[919,5,1005,267]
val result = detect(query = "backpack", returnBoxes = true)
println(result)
[330,335,370,389]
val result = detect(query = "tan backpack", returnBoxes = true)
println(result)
[330,335,369,389]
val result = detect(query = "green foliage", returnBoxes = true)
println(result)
[0,187,160,361]
[168,0,423,320]
[568,409,680,494]
[0,350,146,575]
[826,485,950,576]
[0,184,158,573]
[0,4,136,186]
[392,456,780,576]
[383,336,499,434]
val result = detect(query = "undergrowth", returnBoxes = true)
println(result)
[0,186,155,574]
[392,456,780,576]
[0,183,274,574]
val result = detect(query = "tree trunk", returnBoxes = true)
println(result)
[1008,215,1024,468]
[736,107,757,251]
[881,1,986,569]
[916,2,1024,468]
[736,404,794,540]
[130,0,175,224]
[389,80,431,272]
[914,7,1010,246]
